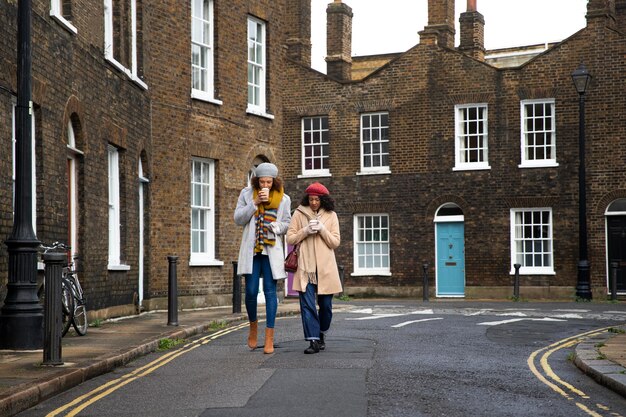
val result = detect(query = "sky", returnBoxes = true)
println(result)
[310,0,588,73]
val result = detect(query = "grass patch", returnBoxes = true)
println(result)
[208,320,227,331]
[566,352,576,362]
[595,342,605,348]
[336,294,351,301]
[596,353,607,360]
[608,327,626,334]
[157,337,185,351]
[90,319,102,328]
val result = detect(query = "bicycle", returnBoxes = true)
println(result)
[40,242,88,336]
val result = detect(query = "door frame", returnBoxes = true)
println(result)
[605,202,626,295]
[434,204,465,298]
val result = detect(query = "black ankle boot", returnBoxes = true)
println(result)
[304,340,320,354]
[319,333,325,351]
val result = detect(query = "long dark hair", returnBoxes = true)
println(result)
[251,176,283,192]
[300,193,335,212]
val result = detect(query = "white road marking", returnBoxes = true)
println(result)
[496,312,528,317]
[479,318,526,326]
[346,310,433,320]
[349,308,373,314]
[392,318,443,328]
[346,313,406,320]
[408,309,434,315]
[550,314,583,319]
[465,309,492,316]
[553,309,589,313]
[479,317,567,326]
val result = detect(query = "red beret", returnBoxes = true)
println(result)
[305,182,329,196]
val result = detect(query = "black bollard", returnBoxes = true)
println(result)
[422,263,429,301]
[167,256,178,326]
[513,263,521,299]
[232,261,241,314]
[610,261,619,301]
[338,265,345,297]
[43,252,65,366]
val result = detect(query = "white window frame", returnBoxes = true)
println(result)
[453,103,490,171]
[519,99,558,168]
[190,158,222,266]
[108,145,129,270]
[352,214,391,276]
[11,98,36,234]
[191,0,221,104]
[300,116,331,178]
[510,208,555,275]
[67,121,82,259]
[358,112,390,175]
[103,0,147,89]
[246,16,273,119]
[50,0,77,34]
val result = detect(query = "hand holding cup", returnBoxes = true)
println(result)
[260,187,270,202]
[309,219,321,232]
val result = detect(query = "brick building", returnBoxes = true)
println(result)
[2,0,625,328]
[144,0,289,310]
[0,0,151,317]
[282,0,626,299]
[0,0,290,321]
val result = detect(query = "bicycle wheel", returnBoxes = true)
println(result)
[61,280,74,337]
[69,278,88,336]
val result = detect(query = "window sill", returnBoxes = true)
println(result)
[190,259,225,267]
[351,271,392,277]
[452,165,491,171]
[298,172,332,179]
[518,162,559,169]
[192,91,223,105]
[104,56,148,90]
[356,169,391,176]
[246,107,275,120]
[108,264,131,271]
[509,269,555,275]
[50,13,77,35]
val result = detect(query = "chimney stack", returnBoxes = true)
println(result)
[285,0,312,66]
[586,0,616,29]
[458,0,485,61]
[419,0,455,48]
[326,0,353,81]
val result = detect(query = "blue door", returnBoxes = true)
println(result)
[436,222,465,296]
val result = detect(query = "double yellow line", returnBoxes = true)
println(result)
[527,326,622,417]
[47,321,249,417]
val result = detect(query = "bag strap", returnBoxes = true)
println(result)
[295,206,313,221]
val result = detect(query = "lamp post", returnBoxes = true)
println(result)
[572,63,592,301]
[0,0,43,349]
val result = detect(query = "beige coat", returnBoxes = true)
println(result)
[286,205,342,294]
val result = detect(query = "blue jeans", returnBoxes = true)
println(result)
[244,254,277,328]
[299,282,333,340]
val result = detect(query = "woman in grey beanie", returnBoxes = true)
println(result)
[234,162,291,354]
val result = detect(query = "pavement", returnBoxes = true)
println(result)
[0,299,625,417]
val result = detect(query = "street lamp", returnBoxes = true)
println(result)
[572,63,592,300]
[0,0,43,348]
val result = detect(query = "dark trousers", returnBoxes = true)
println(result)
[298,282,333,340]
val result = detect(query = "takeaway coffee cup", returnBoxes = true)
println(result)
[261,188,270,202]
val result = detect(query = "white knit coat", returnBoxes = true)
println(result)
[234,186,292,279]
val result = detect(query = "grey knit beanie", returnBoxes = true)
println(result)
[255,162,278,178]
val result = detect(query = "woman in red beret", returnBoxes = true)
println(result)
[286,182,342,354]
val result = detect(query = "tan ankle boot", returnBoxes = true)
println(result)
[248,321,258,349]
[264,328,274,354]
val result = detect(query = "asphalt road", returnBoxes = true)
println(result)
[18,301,626,417]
